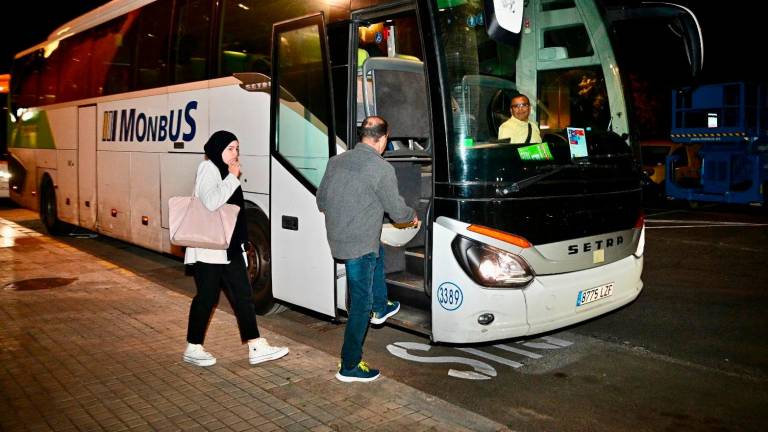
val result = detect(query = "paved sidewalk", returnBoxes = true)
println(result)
[0,211,510,432]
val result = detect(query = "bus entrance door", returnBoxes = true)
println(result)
[269,14,337,317]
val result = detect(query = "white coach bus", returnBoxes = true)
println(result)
[7,0,701,343]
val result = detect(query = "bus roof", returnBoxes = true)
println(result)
[14,0,154,59]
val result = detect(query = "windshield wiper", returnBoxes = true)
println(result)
[588,152,632,160]
[508,165,571,192]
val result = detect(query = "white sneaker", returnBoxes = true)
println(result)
[248,338,289,365]
[183,343,216,367]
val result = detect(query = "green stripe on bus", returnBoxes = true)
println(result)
[8,110,56,149]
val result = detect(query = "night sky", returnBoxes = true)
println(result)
[2,1,110,73]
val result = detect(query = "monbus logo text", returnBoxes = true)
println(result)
[102,101,198,143]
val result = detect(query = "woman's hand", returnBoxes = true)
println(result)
[228,158,241,178]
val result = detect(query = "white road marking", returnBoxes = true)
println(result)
[518,340,562,350]
[647,224,767,229]
[540,336,574,347]
[652,238,766,253]
[387,342,497,380]
[457,347,524,368]
[448,370,494,380]
[387,336,575,380]
[645,219,768,229]
[647,219,764,225]
[645,209,688,217]
[494,344,542,359]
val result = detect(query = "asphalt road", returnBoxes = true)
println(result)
[4,200,766,431]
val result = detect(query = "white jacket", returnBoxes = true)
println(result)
[184,160,242,265]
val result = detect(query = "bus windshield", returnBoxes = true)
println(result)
[435,1,633,189]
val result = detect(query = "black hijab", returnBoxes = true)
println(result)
[203,131,248,260]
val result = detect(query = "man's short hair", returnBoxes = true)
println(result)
[359,116,389,141]
[511,94,530,104]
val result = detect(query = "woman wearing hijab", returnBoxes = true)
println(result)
[183,130,289,367]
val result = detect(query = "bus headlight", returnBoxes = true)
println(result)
[452,236,533,288]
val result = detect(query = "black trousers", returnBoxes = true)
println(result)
[187,256,260,344]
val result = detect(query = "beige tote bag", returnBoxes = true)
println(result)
[168,196,240,249]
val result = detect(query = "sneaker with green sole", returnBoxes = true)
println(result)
[370,300,400,325]
[335,361,381,382]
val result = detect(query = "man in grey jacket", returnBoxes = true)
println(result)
[317,116,418,382]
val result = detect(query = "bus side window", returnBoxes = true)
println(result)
[57,34,94,102]
[172,0,212,83]
[39,45,60,105]
[217,0,278,77]
[104,11,139,95]
[327,22,351,145]
[10,51,42,111]
[135,0,172,90]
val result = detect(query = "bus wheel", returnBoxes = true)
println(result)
[246,205,286,315]
[40,176,64,235]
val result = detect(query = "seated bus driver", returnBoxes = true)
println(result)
[498,94,542,144]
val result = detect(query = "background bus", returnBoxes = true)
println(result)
[6,0,701,343]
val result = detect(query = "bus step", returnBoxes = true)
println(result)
[386,272,430,310]
[384,303,431,336]
[404,247,424,258]
[386,271,424,291]
[404,247,424,276]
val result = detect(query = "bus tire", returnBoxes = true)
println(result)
[245,204,287,315]
[39,175,64,235]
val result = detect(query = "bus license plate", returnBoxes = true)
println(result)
[576,282,614,307]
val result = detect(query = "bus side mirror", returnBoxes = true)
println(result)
[484,0,524,44]
[605,3,703,78]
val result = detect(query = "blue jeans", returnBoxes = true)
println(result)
[341,246,388,370]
